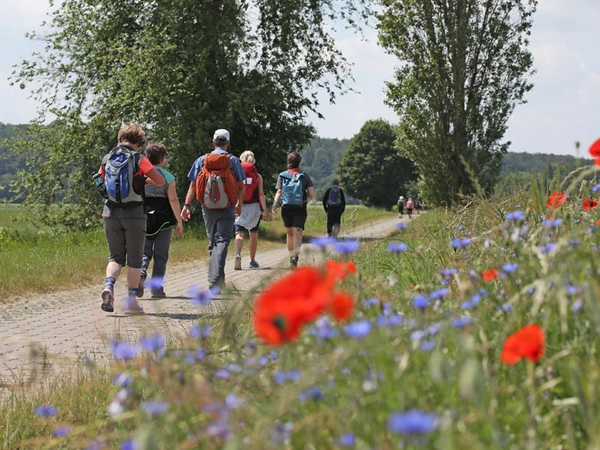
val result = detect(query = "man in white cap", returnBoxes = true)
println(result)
[181,129,245,289]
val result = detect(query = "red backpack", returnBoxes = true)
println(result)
[195,153,238,209]
[241,162,259,203]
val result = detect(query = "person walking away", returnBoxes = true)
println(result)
[234,151,268,270]
[397,196,405,218]
[271,151,315,267]
[98,123,165,315]
[406,197,415,219]
[181,129,245,289]
[138,142,183,298]
[322,179,346,237]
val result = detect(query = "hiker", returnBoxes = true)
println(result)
[138,142,183,298]
[234,151,268,270]
[397,196,405,218]
[181,129,245,290]
[271,151,315,267]
[322,178,346,237]
[406,197,415,219]
[98,123,165,315]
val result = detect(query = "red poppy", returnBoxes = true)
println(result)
[500,324,545,365]
[482,269,498,281]
[583,198,599,211]
[546,191,566,210]
[253,263,355,346]
[589,139,600,165]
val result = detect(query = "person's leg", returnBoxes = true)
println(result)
[249,232,258,261]
[102,218,126,312]
[123,218,146,293]
[332,209,342,238]
[203,206,235,287]
[150,228,173,292]
[326,210,334,236]
[141,236,154,280]
[235,231,245,255]
[285,227,294,253]
[292,227,303,253]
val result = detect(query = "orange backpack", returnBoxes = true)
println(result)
[241,162,259,203]
[195,153,238,209]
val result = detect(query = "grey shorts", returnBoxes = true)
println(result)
[235,216,261,234]
[103,217,147,268]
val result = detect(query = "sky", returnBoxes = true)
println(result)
[1,0,599,157]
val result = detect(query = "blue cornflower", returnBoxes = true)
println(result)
[226,393,244,409]
[501,262,518,274]
[215,369,230,379]
[469,293,482,307]
[566,285,581,296]
[54,427,71,437]
[339,434,356,446]
[190,324,212,339]
[363,297,378,307]
[333,240,361,254]
[388,410,438,435]
[451,316,473,329]
[419,340,436,351]
[499,303,513,313]
[540,243,557,254]
[189,285,216,306]
[387,241,408,253]
[139,333,165,353]
[309,236,337,248]
[120,440,138,450]
[505,211,526,221]
[410,330,426,342]
[397,222,407,229]
[298,387,324,402]
[412,294,429,310]
[429,288,450,300]
[35,404,58,417]
[111,342,140,361]
[343,320,373,339]
[144,276,164,290]
[593,184,600,193]
[112,372,133,387]
[572,299,583,312]
[142,401,168,417]
[451,237,472,248]
[439,268,458,277]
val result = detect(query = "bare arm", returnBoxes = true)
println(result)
[236,180,244,217]
[306,186,315,199]
[167,181,183,237]
[258,174,267,218]
[181,181,195,222]
[271,189,282,215]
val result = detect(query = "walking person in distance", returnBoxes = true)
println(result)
[397,196,405,218]
[271,151,315,267]
[138,142,183,298]
[234,151,268,270]
[322,179,346,237]
[181,129,245,290]
[98,123,165,315]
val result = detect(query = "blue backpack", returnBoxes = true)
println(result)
[102,144,144,208]
[280,171,305,208]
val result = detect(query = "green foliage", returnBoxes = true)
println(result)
[300,137,351,200]
[337,119,418,208]
[10,0,375,230]
[378,0,537,207]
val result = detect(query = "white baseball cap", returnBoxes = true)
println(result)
[213,129,230,141]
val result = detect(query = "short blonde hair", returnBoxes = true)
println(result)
[240,150,255,164]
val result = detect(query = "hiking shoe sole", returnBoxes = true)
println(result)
[101,287,114,313]
[234,256,242,270]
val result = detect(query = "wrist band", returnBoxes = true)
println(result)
[184,204,191,208]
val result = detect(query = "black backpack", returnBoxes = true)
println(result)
[327,187,342,207]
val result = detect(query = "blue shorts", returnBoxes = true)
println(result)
[235,216,261,234]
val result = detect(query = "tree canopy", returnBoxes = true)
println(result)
[11,0,373,229]
[337,119,418,208]
[377,0,537,206]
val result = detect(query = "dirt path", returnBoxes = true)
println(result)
[0,213,414,391]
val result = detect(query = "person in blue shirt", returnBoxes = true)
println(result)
[181,129,245,289]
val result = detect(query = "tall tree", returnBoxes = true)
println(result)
[10,0,373,229]
[337,119,418,208]
[377,0,537,206]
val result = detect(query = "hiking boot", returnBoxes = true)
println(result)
[123,297,144,315]
[234,255,242,270]
[249,260,259,268]
[151,289,167,298]
[137,275,146,298]
[101,286,114,313]
[290,256,299,267]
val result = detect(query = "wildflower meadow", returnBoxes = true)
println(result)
[4,141,600,448]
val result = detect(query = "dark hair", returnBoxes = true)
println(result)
[332,179,340,186]
[287,151,302,169]
[145,142,167,165]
